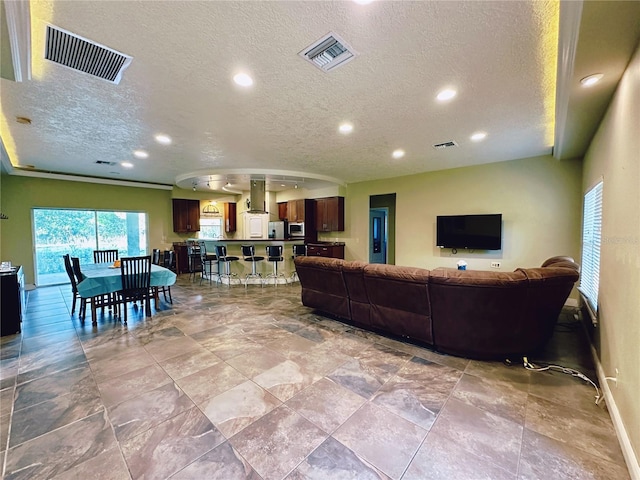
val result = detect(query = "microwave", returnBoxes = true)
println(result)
[288,222,305,238]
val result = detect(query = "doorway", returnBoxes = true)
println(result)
[369,209,388,263]
[369,193,396,264]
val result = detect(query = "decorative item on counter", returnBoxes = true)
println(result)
[113,260,121,268]
[456,260,467,270]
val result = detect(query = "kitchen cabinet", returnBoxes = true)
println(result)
[172,199,200,233]
[306,243,345,259]
[287,199,315,223]
[315,196,344,231]
[224,202,237,233]
[1,266,25,336]
[277,202,288,221]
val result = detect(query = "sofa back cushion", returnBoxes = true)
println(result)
[294,256,350,320]
[364,264,432,344]
[429,269,531,358]
[342,261,370,327]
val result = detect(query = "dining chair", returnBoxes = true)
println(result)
[241,244,264,288]
[118,255,152,323]
[93,249,119,263]
[264,245,286,286]
[163,250,176,272]
[149,248,173,303]
[198,241,219,286]
[70,257,89,320]
[63,254,86,317]
[73,256,117,321]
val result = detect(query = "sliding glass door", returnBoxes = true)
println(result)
[32,208,148,286]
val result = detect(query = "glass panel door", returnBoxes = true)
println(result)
[33,209,97,286]
[33,208,148,286]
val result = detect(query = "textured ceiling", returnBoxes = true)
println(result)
[0,1,635,193]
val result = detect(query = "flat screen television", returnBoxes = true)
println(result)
[436,214,502,250]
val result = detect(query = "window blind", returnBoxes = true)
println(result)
[579,181,603,317]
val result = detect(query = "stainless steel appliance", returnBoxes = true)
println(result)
[268,221,287,239]
[288,222,305,238]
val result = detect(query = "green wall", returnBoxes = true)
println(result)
[582,44,640,467]
[336,154,583,279]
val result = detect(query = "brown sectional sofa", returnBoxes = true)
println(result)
[294,256,579,360]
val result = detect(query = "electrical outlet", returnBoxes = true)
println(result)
[490,261,501,268]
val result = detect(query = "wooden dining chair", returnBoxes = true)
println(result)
[70,257,88,319]
[63,254,86,317]
[93,249,119,263]
[150,249,173,304]
[118,255,152,323]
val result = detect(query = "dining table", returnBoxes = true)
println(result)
[77,262,177,320]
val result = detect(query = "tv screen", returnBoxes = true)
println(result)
[436,214,502,250]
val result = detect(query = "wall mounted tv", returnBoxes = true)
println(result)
[436,214,502,250]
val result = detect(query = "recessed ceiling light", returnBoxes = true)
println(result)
[281,184,286,187]
[470,132,487,142]
[392,149,405,159]
[133,150,148,159]
[339,122,353,134]
[436,88,457,101]
[121,162,133,168]
[580,73,604,87]
[154,134,172,145]
[234,73,253,87]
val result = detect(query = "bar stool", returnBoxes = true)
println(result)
[264,245,286,286]
[291,243,306,282]
[199,241,219,286]
[215,244,239,285]
[241,245,264,288]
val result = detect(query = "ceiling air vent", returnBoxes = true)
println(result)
[299,32,357,72]
[432,141,459,150]
[45,25,132,84]
[95,160,117,166]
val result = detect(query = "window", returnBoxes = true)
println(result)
[579,180,603,319]
[32,208,148,286]
[199,217,222,239]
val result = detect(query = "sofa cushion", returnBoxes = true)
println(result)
[294,256,350,320]
[364,264,432,344]
[342,261,370,327]
[429,269,531,359]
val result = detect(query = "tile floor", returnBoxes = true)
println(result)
[0,276,630,479]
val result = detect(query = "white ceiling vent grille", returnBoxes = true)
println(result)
[299,32,358,72]
[45,25,132,84]
[432,141,459,150]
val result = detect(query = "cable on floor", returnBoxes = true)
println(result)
[522,356,602,405]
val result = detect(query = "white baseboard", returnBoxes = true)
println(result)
[590,343,640,480]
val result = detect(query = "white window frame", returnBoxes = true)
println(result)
[198,217,223,239]
[578,180,603,322]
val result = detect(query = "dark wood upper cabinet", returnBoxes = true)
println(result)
[172,199,200,233]
[287,199,310,222]
[277,202,288,221]
[224,202,237,233]
[315,196,344,231]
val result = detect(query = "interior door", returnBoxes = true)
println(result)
[369,208,387,264]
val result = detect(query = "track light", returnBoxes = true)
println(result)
[193,186,196,191]
[294,183,298,189]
